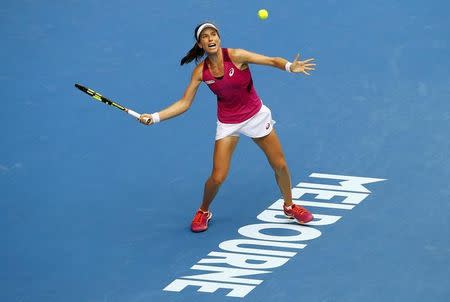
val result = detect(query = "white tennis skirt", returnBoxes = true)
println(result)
[215,104,276,140]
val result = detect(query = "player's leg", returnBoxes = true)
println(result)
[191,135,239,232]
[252,129,293,204]
[253,130,313,223]
[200,135,239,211]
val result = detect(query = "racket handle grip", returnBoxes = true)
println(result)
[127,109,141,119]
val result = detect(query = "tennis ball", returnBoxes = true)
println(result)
[258,9,269,20]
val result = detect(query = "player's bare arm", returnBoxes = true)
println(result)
[229,48,316,75]
[139,63,203,125]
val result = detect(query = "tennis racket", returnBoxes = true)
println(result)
[75,83,141,119]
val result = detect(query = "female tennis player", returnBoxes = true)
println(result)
[139,22,316,232]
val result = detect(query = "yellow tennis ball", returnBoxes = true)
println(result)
[258,9,269,20]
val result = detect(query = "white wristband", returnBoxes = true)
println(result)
[285,62,292,72]
[151,112,160,123]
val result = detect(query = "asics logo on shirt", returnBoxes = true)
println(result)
[229,68,235,77]
[205,80,215,85]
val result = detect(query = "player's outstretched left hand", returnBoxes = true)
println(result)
[290,53,316,75]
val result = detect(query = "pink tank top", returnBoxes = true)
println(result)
[202,48,262,124]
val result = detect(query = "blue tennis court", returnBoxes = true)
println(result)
[2,1,449,301]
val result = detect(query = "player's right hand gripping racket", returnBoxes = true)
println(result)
[75,83,142,119]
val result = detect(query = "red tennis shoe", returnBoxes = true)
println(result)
[191,209,212,232]
[283,204,313,224]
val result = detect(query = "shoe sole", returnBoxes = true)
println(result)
[284,212,312,224]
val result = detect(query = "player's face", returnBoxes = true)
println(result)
[197,28,220,54]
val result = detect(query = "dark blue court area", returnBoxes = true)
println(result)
[1,1,449,301]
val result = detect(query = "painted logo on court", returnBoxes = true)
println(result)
[164,173,386,298]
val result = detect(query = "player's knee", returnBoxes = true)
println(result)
[210,172,227,186]
[272,158,288,173]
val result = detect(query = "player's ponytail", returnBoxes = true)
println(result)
[180,43,205,65]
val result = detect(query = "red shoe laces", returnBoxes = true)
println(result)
[293,205,307,215]
[194,211,207,223]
